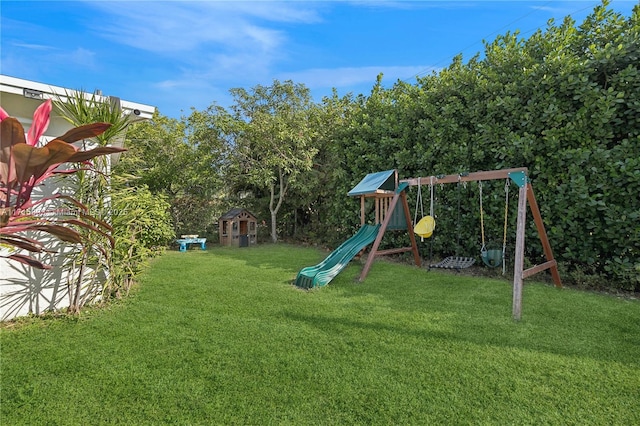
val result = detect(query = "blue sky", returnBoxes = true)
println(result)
[1,1,637,118]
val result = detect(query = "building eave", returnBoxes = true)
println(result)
[0,74,156,120]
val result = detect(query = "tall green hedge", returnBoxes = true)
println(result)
[308,2,639,290]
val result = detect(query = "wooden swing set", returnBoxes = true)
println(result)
[350,167,562,320]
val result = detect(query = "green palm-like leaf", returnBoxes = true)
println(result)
[54,91,132,145]
[67,146,126,163]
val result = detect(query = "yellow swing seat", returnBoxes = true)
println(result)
[414,215,436,239]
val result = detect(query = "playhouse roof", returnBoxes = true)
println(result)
[220,208,256,220]
[347,170,397,196]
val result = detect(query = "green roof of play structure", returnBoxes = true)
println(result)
[347,170,396,196]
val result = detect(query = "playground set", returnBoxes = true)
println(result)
[295,167,562,320]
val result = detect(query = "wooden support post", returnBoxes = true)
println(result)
[400,190,421,267]
[359,191,401,281]
[526,185,562,288]
[372,198,376,224]
[512,181,528,320]
[385,197,390,221]
[360,196,365,226]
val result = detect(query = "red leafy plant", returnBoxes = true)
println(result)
[0,99,126,269]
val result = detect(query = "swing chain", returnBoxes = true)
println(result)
[479,181,486,252]
[414,177,434,243]
[479,179,510,274]
[429,176,434,217]
[502,179,510,274]
[414,178,423,227]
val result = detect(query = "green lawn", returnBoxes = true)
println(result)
[2,244,639,425]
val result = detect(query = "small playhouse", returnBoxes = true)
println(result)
[218,208,258,247]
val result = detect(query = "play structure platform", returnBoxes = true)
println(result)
[294,224,380,289]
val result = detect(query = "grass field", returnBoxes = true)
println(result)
[2,244,639,424]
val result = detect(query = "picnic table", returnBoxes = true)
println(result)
[176,236,206,252]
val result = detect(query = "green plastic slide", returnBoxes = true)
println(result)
[295,224,381,289]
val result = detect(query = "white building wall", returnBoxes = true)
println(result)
[0,75,155,320]
[0,241,105,320]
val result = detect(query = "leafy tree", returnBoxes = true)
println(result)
[227,80,318,243]
[116,112,189,196]
[117,109,227,238]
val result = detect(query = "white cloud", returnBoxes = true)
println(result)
[85,1,320,53]
[57,47,96,68]
[10,42,56,51]
[79,1,442,90]
[79,1,317,88]
[69,1,446,113]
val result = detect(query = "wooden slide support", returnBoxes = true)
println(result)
[359,183,421,282]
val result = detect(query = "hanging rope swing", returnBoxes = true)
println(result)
[414,177,436,240]
[429,175,475,270]
[479,179,510,273]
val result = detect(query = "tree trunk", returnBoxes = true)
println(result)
[69,249,87,315]
[270,210,278,243]
[269,168,288,243]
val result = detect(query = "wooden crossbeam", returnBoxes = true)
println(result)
[376,247,414,256]
[401,167,528,187]
[524,260,558,279]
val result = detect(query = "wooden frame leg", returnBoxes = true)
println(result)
[512,182,527,320]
